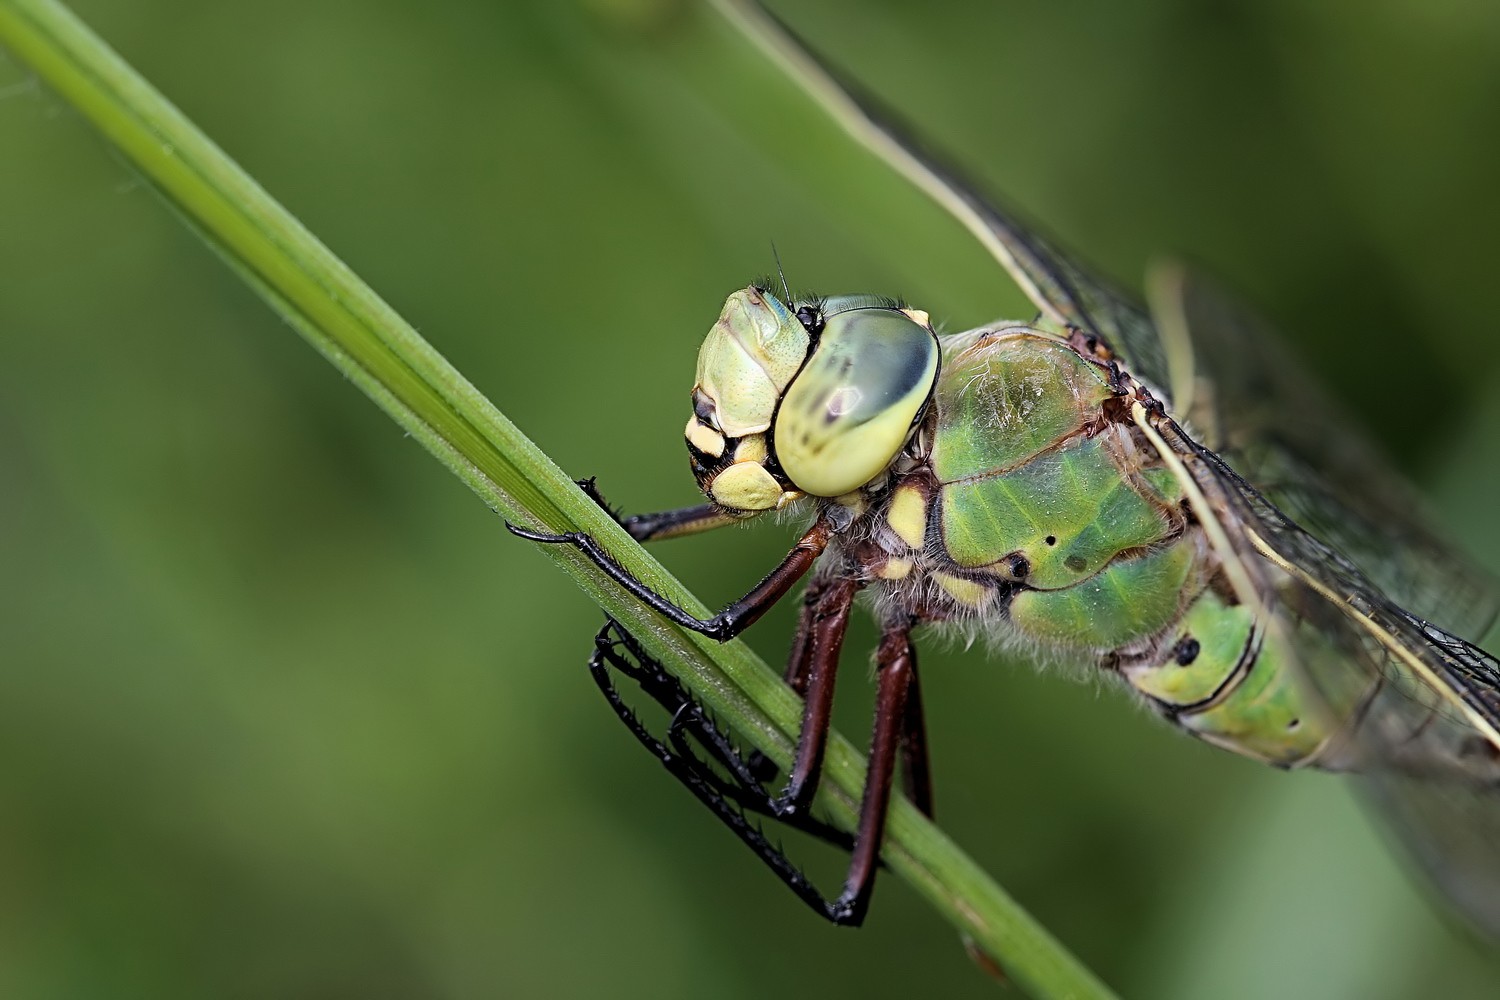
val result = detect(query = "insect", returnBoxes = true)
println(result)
[512,0,1500,934]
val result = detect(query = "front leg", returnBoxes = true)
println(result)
[507,517,831,643]
[577,478,738,543]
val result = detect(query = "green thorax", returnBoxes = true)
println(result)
[918,327,1193,648]
[846,324,1344,767]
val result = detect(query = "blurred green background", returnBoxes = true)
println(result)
[4,0,1500,996]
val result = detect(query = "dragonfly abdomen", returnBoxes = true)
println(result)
[1119,586,1340,767]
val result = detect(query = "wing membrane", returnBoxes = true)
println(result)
[1363,776,1500,939]
[1189,439,1500,744]
[1150,264,1500,643]
[1185,435,1500,937]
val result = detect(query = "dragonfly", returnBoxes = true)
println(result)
[512,0,1500,934]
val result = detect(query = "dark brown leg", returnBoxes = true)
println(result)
[591,613,919,928]
[899,639,934,818]
[784,575,842,695]
[508,517,830,642]
[829,621,917,924]
[772,576,861,817]
[756,588,933,822]
[742,575,835,784]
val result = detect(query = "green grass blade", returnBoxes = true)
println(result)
[0,1,1116,995]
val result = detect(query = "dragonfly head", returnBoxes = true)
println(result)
[687,287,939,514]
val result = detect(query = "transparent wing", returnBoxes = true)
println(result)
[1307,602,1500,941]
[714,0,1178,401]
[1178,436,1500,741]
[1149,262,1500,644]
[1362,775,1500,940]
[1177,433,1500,938]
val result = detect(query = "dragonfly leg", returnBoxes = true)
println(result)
[620,504,739,542]
[743,576,837,784]
[591,614,916,927]
[898,633,934,818]
[577,478,737,543]
[508,517,830,642]
[771,575,861,818]
[589,620,855,864]
[824,619,920,926]
[659,684,856,851]
[751,595,931,820]
[784,576,838,696]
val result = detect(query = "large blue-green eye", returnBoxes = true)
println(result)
[774,305,938,497]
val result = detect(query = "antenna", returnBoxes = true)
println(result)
[770,242,792,305]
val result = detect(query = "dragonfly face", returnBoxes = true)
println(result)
[688,287,940,513]
[686,286,806,512]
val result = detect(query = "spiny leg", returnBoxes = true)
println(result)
[620,504,738,543]
[784,576,837,697]
[590,619,854,859]
[576,478,736,543]
[744,575,838,784]
[508,517,830,643]
[592,614,919,927]
[588,624,842,920]
[720,615,922,926]
[660,698,855,850]
[751,585,932,819]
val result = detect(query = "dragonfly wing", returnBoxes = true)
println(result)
[1362,774,1500,940]
[1150,262,1500,644]
[1189,441,1500,745]
[1179,435,1500,938]
[714,0,1178,401]
[1327,608,1500,940]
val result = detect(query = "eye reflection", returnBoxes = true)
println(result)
[827,386,863,418]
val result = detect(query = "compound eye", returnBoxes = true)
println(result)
[774,306,938,497]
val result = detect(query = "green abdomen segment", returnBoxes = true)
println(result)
[1121,587,1339,766]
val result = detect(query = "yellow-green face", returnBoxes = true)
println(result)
[687,289,939,513]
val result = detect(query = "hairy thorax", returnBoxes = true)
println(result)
[822,323,1196,644]
[805,323,1344,768]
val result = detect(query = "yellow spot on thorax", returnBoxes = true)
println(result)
[887,484,928,549]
